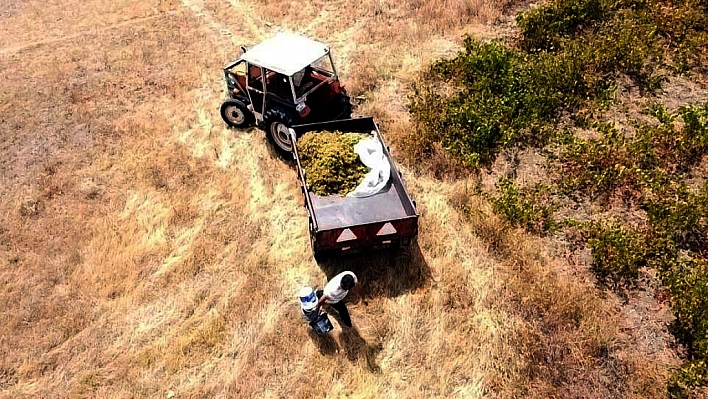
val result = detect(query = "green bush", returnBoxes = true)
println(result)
[664,258,708,397]
[489,178,556,234]
[676,103,708,163]
[583,12,661,82]
[409,38,588,168]
[516,0,603,50]
[664,258,708,354]
[409,40,521,168]
[571,186,708,393]
[579,221,648,288]
[669,360,708,398]
[579,184,708,394]
[651,0,708,72]
[409,0,707,170]
[557,104,708,196]
[409,0,708,391]
[518,0,707,73]
[407,0,707,169]
[557,123,641,195]
[645,183,708,254]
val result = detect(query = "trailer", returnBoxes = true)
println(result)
[289,117,419,260]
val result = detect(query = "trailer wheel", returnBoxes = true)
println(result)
[311,239,331,262]
[309,221,330,262]
[388,241,402,258]
[313,249,331,263]
[389,236,416,259]
[221,99,253,128]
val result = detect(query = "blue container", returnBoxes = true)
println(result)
[298,286,332,335]
[310,312,334,336]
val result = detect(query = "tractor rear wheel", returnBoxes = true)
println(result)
[264,108,297,157]
[221,99,253,128]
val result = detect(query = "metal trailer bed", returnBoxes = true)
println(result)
[289,117,419,259]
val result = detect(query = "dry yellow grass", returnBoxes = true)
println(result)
[0,0,680,397]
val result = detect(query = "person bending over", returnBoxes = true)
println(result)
[316,271,358,328]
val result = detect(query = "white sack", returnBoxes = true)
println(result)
[347,132,391,197]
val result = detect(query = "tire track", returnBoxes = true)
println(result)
[0,12,178,56]
[179,0,313,278]
[179,0,241,46]
[181,0,268,46]
[223,0,267,41]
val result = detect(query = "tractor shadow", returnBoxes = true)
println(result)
[315,240,431,299]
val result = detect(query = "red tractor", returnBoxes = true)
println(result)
[220,32,352,155]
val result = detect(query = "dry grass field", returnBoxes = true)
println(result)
[0,0,682,397]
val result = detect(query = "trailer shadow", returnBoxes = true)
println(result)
[315,240,431,299]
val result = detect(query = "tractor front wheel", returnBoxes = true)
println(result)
[220,99,253,128]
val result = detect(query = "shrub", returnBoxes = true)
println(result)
[409,40,523,168]
[669,360,708,398]
[557,104,708,196]
[516,0,607,52]
[567,185,708,393]
[489,178,556,234]
[557,122,641,195]
[518,0,707,74]
[409,0,708,390]
[407,0,707,169]
[676,103,708,163]
[664,259,708,354]
[664,258,708,397]
[579,221,648,288]
[409,38,588,168]
[645,183,708,255]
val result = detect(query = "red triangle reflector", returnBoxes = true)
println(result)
[336,228,357,243]
[377,222,397,236]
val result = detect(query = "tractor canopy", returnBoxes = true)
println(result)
[239,32,331,77]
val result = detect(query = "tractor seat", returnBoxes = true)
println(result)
[249,65,262,79]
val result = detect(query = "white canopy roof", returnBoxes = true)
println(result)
[240,32,329,76]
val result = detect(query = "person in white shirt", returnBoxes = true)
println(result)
[316,271,358,328]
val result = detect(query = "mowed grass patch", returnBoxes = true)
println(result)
[0,4,243,395]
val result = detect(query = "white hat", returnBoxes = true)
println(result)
[298,286,318,311]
